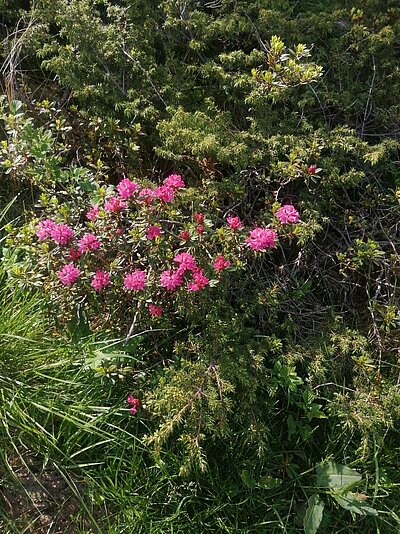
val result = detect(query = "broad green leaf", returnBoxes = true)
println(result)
[333,492,378,516]
[258,475,282,490]
[85,349,132,369]
[316,462,361,488]
[304,494,325,534]
[306,403,327,421]
[241,470,256,489]
[10,100,23,114]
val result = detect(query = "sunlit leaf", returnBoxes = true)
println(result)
[316,462,361,488]
[333,492,378,516]
[304,494,325,534]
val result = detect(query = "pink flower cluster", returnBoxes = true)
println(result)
[164,174,185,189]
[68,248,82,261]
[188,269,209,291]
[159,253,210,292]
[51,224,74,245]
[180,230,190,241]
[213,255,231,272]
[276,205,300,224]
[37,220,74,245]
[154,185,175,203]
[138,188,154,204]
[127,395,140,415]
[58,263,81,286]
[36,219,57,240]
[147,225,161,241]
[174,252,197,273]
[91,270,110,291]
[35,173,302,321]
[86,205,99,221]
[78,233,101,253]
[117,178,139,199]
[160,269,183,291]
[105,197,126,213]
[149,304,163,317]
[101,173,186,211]
[227,216,242,230]
[124,270,147,291]
[246,228,277,251]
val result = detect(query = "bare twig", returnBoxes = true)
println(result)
[360,54,376,138]
[121,46,168,109]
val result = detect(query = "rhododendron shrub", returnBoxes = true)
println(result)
[25,174,301,333]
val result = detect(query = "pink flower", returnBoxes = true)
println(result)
[146,225,162,240]
[194,212,204,223]
[78,233,101,253]
[196,224,204,235]
[124,270,147,291]
[188,269,209,291]
[127,395,140,415]
[149,304,163,317]
[164,174,185,189]
[86,205,100,221]
[246,228,278,251]
[138,188,154,204]
[213,255,231,272]
[180,230,190,241]
[36,219,57,240]
[227,216,242,230]
[50,224,74,245]
[154,185,175,203]
[160,269,183,291]
[68,248,82,262]
[308,164,317,175]
[117,178,139,199]
[174,252,197,272]
[104,196,126,212]
[57,263,81,286]
[91,270,110,291]
[276,205,300,224]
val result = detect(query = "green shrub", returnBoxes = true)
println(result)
[1,0,400,531]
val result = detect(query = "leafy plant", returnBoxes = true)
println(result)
[304,461,378,533]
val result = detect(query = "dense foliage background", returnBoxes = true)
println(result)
[1,0,400,532]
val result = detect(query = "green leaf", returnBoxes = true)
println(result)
[316,462,361,488]
[333,492,378,516]
[304,494,325,534]
[306,403,327,421]
[241,470,256,489]
[78,180,98,192]
[10,100,23,114]
[257,475,282,490]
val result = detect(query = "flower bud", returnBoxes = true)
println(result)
[308,164,317,175]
